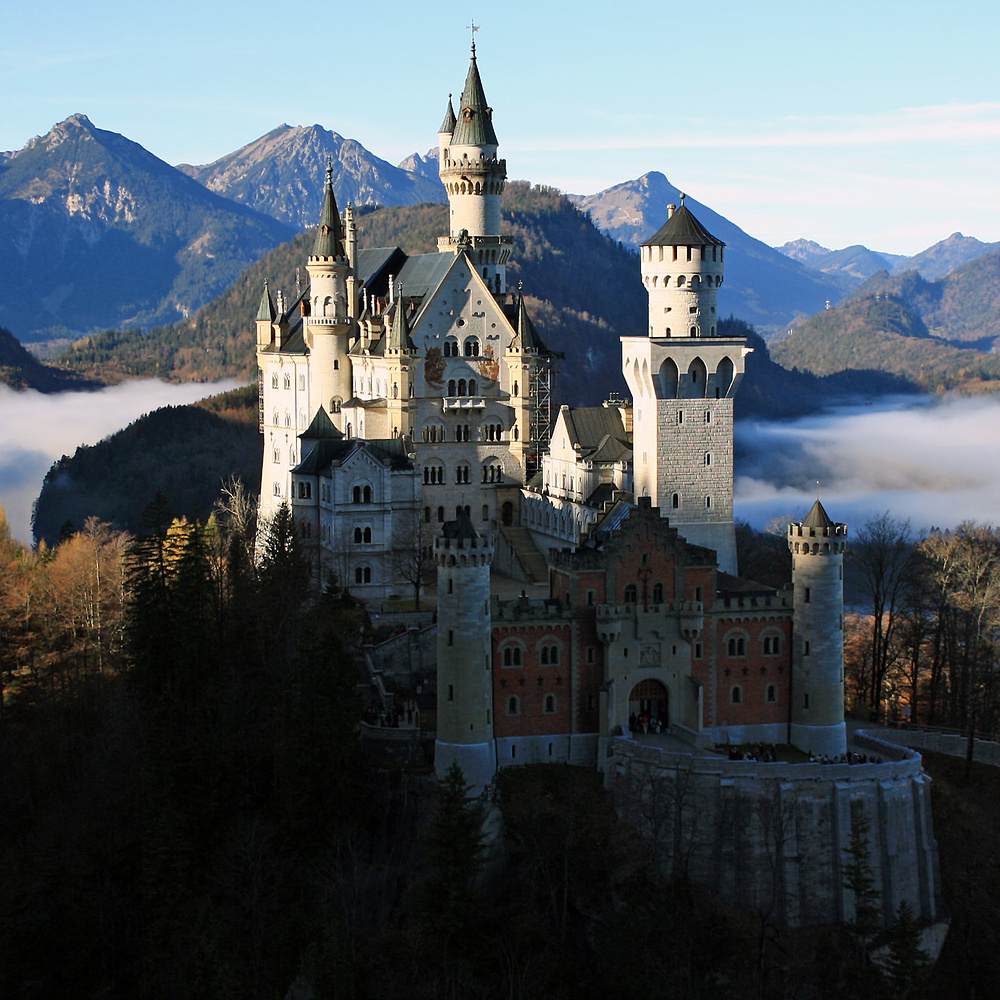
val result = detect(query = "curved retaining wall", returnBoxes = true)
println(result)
[605,734,941,928]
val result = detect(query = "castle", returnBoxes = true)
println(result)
[256,43,941,930]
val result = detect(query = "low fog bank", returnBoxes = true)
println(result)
[0,379,241,543]
[735,394,1000,534]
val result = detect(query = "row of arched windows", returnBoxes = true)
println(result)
[622,583,666,606]
[725,633,783,657]
[730,684,778,704]
[500,642,561,666]
[422,423,514,442]
[442,336,481,357]
[447,378,478,396]
[505,694,557,715]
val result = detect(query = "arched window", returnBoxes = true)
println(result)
[705,452,712,466]
[464,336,480,357]
[502,645,523,667]
[392,383,398,398]
[671,493,679,509]
[448,380,456,396]
[424,507,431,523]
[437,506,445,523]
[455,464,470,484]
[353,486,361,504]
[468,379,477,395]
[513,380,519,396]
[458,379,467,396]
[444,338,458,357]
[283,373,291,389]
[543,694,556,714]
[762,634,782,656]
[333,359,340,370]
[507,696,520,715]
[297,482,311,499]
[726,635,747,657]
[731,685,743,704]
[766,684,778,703]
[652,582,664,604]
[540,644,560,666]
[354,565,372,585]
[330,397,342,413]
[623,584,637,605]
[363,486,372,503]
[353,527,362,543]
[271,373,279,388]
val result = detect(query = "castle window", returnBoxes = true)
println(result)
[423,464,444,485]
[283,373,291,390]
[469,379,477,395]
[730,685,743,705]
[482,504,489,521]
[543,694,556,714]
[272,447,280,464]
[803,693,810,709]
[333,359,340,370]
[364,486,372,503]
[586,646,596,664]
[586,589,595,606]
[444,338,458,357]
[804,641,810,656]
[437,507,445,523]
[726,635,747,657]
[766,684,778,703]
[705,452,711,466]
[448,630,454,647]
[705,410,711,423]
[763,634,782,656]
[706,496,712,509]
[458,379,467,396]
[513,380,519,396]
[677,410,683,424]
[284,411,291,427]
[355,566,372,584]
[392,383,398,398]
[297,482,312,499]
[623,584,637,605]
[507,696,519,715]
[652,583,664,604]
[273,409,279,424]
[540,644,560,666]
[448,685,454,701]
[455,464,470,484]
[671,493,679,509]
[299,374,305,391]
[289,446,296,464]
[354,527,362,543]
[456,424,470,442]
[330,397,342,413]
[271,373,279,388]
[273,482,282,496]
[804,587,811,603]
[456,505,470,519]
[464,336,480,357]
[502,645,523,667]
[363,527,372,543]
[694,642,703,658]
[448,380,456,396]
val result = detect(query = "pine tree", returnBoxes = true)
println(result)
[882,900,931,999]
[842,811,881,967]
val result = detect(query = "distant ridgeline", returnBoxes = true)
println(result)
[32,387,260,546]
[773,249,1000,393]
[0,325,99,392]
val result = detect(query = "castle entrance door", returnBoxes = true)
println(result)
[628,679,668,732]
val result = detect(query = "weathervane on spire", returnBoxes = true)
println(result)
[469,19,480,54]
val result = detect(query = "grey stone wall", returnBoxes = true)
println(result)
[605,739,941,928]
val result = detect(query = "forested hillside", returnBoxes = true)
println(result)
[31,386,260,546]
[0,324,100,392]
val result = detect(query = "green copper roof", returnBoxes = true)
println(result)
[312,161,345,258]
[256,280,276,322]
[300,406,344,440]
[439,95,456,134]
[643,197,725,248]
[450,48,498,147]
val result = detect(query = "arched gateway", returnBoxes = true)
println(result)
[628,679,669,730]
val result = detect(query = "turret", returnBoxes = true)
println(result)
[640,194,725,340]
[437,43,512,294]
[434,511,496,790]
[305,162,353,426]
[621,199,749,574]
[787,500,848,757]
[255,279,276,349]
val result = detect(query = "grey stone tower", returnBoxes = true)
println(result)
[788,500,848,756]
[434,511,496,790]
[436,42,512,294]
[621,197,751,575]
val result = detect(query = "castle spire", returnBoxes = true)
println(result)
[439,94,457,135]
[451,43,498,146]
[312,159,344,258]
[256,278,276,322]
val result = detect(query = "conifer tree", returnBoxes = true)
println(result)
[842,811,881,967]
[883,900,931,999]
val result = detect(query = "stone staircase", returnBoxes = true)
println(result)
[499,524,550,584]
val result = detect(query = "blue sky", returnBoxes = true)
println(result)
[4,0,999,255]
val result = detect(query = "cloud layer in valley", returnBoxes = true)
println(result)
[735,394,1000,536]
[0,380,240,543]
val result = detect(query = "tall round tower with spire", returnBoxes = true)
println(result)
[436,41,512,294]
[305,163,354,428]
[621,197,750,574]
[434,511,496,790]
[787,500,848,756]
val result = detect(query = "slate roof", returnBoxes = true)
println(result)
[561,406,632,463]
[292,437,413,476]
[312,163,345,258]
[802,499,836,529]
[300,406,343,440]
[395,252,456,299]
[256,280,276,322]
[450,48,499,147]
[643,200,725,248]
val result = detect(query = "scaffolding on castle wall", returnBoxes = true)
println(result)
[527,355,555,479]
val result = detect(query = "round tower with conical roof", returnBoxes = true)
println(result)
[434,511,496,790]
[436,43,512,294]
[305,163,354,429]
[621,197,749,574]
[787,500,848,756]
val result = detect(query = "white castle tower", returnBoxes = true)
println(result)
[436,41,512,294]
[304,163,354,429]
[434,511,496,790]
[621,196,751,575]
[788,500,848,756]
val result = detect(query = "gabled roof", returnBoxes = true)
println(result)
[439,95,457,135]
[643,198,724,248]
[312,162,345,258]
[292,436,413,476]
[450,46,499,147]
[395,252,456,299]
[356,247,408,299]
[560,405,632,463]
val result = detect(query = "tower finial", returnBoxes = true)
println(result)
[468,19,479,54]
[326,157,333,187]
[679,191,686,206]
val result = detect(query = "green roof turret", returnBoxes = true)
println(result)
[312,159,345,258]
[450,45,498,147]
[256,279,276,322]
[439,94,456,135]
